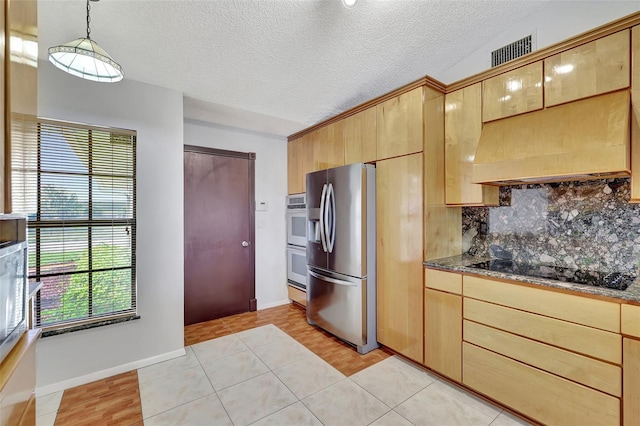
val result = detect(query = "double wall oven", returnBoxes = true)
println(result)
[286,194,307,291]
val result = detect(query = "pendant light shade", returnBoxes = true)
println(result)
[48,0,123,83]
[49,37,123,82]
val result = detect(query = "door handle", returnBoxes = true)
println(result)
[319,183,328,252]
[242,241,250,247]
[308,269,357,287]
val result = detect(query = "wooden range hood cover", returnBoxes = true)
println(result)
[473,90,630,185]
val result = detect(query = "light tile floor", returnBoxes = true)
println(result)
[36,324,533,426]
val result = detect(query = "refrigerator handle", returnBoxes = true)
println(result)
[319,183,328,252]
[308,269,357,287]
[327,183,336,253]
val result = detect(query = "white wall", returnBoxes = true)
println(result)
[184,119,289,310]
[36,62,185,393]
[436,1,640,84]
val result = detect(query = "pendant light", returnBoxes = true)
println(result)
[48,0,123,83]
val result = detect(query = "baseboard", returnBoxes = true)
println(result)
[257,298,291,310]
[35,347,186,397]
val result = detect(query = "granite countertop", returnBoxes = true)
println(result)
[424,255,640,304]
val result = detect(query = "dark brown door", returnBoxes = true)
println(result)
[184,146,256,325]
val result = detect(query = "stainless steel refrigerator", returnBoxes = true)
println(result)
[305,163,378,354]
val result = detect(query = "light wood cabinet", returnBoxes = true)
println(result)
[622,304,640,338]
[423,87,462,259]
[376,153,423,362]
[465,320,621,397]
[287,285,306,307]
[463,275,620,332]
[424,288,461,381]
[313,122,344,171]
[464,342,620,426]
[544,29,630,107]
[624,338,640,426]
[344,107,376,164]
[482,61,543,122]
[287,138,303,195]
[464,297,621,363]
[631,25,640,202]
[0,330,39,426]
[376,87,423,160]
[425,268,461,294]
[444,84,498,206]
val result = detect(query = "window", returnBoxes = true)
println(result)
[12,117,136,332]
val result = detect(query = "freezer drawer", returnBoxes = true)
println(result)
[307,268,366,347]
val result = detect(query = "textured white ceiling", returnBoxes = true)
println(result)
[38,0,555,134]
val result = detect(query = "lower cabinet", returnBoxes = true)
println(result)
[424,288,461,381]
[463,342,620,426]
[420,269,629,425]
[0,330,39,426]
[624,338,640,425]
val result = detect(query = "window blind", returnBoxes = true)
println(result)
[12,116,137,331]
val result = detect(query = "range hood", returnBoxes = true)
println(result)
[473,90,630,185]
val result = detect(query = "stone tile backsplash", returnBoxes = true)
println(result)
[463,178,640,275]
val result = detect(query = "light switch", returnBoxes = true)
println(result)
[256,201,268,211]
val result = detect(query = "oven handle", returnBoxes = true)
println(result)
[308,269,357,287]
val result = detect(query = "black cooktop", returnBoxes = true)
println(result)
[468,260,635,291]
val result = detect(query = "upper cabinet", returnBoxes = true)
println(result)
[631,25,640,202]
[444,83,499,206]
[482,62,543,122]
[545,30,630,107]
[287,132,314,195]
[344,107,376,164]
[287,138,303,195]
[376,87,423,160]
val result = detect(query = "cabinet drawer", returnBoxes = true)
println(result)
[464,298,621,364]
[464,320,621,396]
[425,268,461,294]
[463,275,620,332]
[545,29,630,107]
[287,285,306,307]
[622,304,640,337]
[482,61,543,122]
[463,343,620,426]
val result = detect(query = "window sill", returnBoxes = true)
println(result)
[40,315,141,338]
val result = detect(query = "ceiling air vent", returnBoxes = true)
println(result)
[491,35,533,67]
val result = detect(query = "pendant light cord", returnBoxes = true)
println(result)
[86,0,92,39]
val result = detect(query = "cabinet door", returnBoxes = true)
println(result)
[376,87,423,160]
[482,61,543,122]
[299,132,315,193]
[624,338,640,426]
[444,84,499,206]
[424,288,461,381]
[631,26,640,202]
[344,108,376,164]
[376,153,423,362]
[312,126,329,172]
[325,121,345,169]
[287,139,303,195]
[545,29,630,107]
